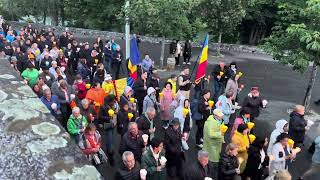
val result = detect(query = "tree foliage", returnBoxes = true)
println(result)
[125,0,203,39]
[263,0,320,72]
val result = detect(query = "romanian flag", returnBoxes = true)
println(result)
[128,37,140,81]
[195,34,209,84]
[113,77,134,100]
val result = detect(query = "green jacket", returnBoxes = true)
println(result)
[141,147,166,180]
[21,68,39,87]
[203,115,224,162]
[67,115,88,135]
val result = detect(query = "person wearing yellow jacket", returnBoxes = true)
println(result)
[231,123,250,173]
[203,109,225,179]
[102,74,115,96]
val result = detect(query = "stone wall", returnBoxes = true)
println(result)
[0,59,101,179]
[9,21,266,54]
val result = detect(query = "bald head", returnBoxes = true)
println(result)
[294,105,305,115]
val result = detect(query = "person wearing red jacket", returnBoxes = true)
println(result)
[73,74,87,100]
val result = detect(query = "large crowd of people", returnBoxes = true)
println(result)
[0,18,319,180]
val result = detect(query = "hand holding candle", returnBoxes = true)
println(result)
[208,100,214,108]
[159,92,163,99]
[85,83,91,89]
[288,139,295,148]
[130,98,135,103]
[249,134,256,143]
[183,108,189,117]
[128,112,134,120]
[220,71,224,76]
[108,109,115,117]
[238,72,243,77]
[247,122,255,130]
[220,124,228,134]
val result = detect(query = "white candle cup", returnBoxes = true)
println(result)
[160,156,167,166]
[262,100,268,107]
[140,169,147,180]
[204,177,213,180]
[142,134,149,143]
[51,103,57,110]
[70,94,76,100]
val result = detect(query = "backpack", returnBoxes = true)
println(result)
[190,99,202,121]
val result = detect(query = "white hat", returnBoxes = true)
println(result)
[213,109,224,117]
[147,87,156,95]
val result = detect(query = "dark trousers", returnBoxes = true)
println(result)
[112,63,120,80]
[196,119,205,145]
[213,80,225,101]
[167,153,184,178]
[137,98,144,115]
[184,55,190,63]
[175,55,180,65]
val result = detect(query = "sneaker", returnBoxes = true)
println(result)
[196,144,203,148]
[187,62,191,65]
[183,62,186,65]
[200,138,204,143]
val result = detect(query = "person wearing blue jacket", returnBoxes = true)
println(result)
[40,88,61,117]
[300,136,320,179]
[215,91,235,124]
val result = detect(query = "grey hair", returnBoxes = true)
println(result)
[122,151,134,161]
[43,88,51,94]
[128,122,137,130]
[72,107,80,114]
[198,150,209,158]
[51,60,57,65]
[146,107,156,114]
[81,99,89,106]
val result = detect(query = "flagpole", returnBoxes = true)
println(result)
[189,55,200,81]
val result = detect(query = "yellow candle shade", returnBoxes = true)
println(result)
[238,72,243,77]
[85,83,91,89]
[220,124,228,134]
[219,71,224,76]
[288,139,295,147]
[159,92,164,98]
[128,112,134,120]
[238,157,244,165]
[208,100,214,108]
[173,93,177,98]
[94,102,100,107]
[130,98,135,103]
[247,122,255,130]
[249,134,256,143]
[108,109,115,117]
[95,59,99,64]
[183,108,189,116]
[292,147,301,154]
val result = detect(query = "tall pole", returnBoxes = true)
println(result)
[125,0,130,59]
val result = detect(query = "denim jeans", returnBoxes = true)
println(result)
[213,80,225,101]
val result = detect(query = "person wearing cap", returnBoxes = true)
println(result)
[143,87,159,114]
[203,109,225,179]
[21,62,39,87]
[102,74,115,96]
[164,118,184,178]
[196,89,212,147]
[120,86,137,112]
[231,124,250,173]
[27,52,40,70]
[141,137,166,180]
[177,67,192,99]
[242,87,266,121]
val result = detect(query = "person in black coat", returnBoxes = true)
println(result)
[133,72,148,115]
[218,143,241,180]
[288,105,307,147]
[119,122,147,163]
[183,150,215,180]
[115,151,141,180]
[183,40,192,65]
[243,136,269,180]
[242,87,265,121]
[117,102,136,136]
[147,72,160,100]
[164,118,184,179]
[136,107,156,137]
[212,62,229,101]
[196,89,211,147]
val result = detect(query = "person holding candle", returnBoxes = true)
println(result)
[134,72,148,115]
[216,91,235,125]
[143,87,159,114]
[243,136,270,180]
[99,95,117,166]
[117,102,136,136]
[212,62,229,101]
[267,119,289,155]
[120,86,137,112]
[218,143,241,180]
[184,150,215,180]
[242,87,267,122]
[177,67,192,99]
[225,74,242,102]
[203,109,225,179]
[231,124,250,173]
[115,151,141,180]
[231,107,251,137]
[160,82,174,128]
[167,74,177,93]
[67,107,88,143]
[269,133,295,174]
[137,107,156,140]
[141,137,166,180]
[101,74,115,96]
[174,98,192,138]
[196,89,212,148]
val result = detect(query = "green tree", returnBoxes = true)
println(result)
[263,0,320,110]
[126,0,201,68]
[198,0,247,54]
